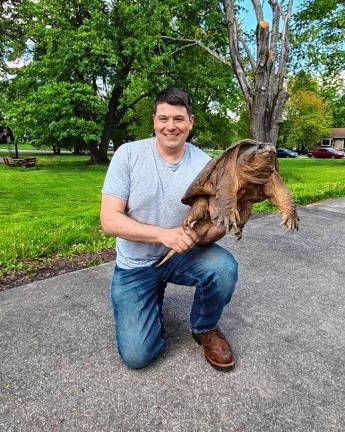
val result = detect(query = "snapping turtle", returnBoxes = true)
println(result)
[157,138,299,266]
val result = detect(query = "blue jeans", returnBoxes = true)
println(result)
[109,243,239,369]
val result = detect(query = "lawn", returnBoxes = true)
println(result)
[1,155,345,277]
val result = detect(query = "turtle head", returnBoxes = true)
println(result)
[240,142,275,162]
[255,142,276,161]
[238,141,277,180]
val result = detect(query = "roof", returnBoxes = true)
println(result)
[331,128,345,138]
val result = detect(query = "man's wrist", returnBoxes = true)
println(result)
[152,226,165,244]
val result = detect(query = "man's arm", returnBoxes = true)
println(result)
[197,196,226,245]
[197,224,226,245]
[100,194,199,254]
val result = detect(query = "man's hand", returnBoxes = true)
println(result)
[198,196,226,244]
[158,227,199,253]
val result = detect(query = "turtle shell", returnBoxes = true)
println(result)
[181,139,259,206]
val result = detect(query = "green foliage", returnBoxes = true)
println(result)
[293,0,345,75]
[6,81,106,149]
[288,71,320,94]
[320,77,345,128]
[1,0,243,153]
[280,72,334,149]
[283,90,332,150]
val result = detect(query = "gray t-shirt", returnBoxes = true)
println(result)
[102,137,210,269]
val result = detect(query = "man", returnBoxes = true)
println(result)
[100,88,238,371]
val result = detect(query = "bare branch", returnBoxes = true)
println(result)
[161,35,232,68]
[277,0,293,92]
[251,0,264,22]
[238,33,255,71]
[267,0,281,110]
[255,20,270,69]
[170,43,197,56]
[223,0,253,105]
[268,0,281,57]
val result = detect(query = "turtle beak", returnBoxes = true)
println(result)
[261,143,276,157]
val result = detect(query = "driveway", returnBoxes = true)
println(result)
[1,198,344,432]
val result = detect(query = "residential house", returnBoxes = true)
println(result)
[321,128,345,150]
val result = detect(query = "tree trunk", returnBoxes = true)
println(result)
[90,58,134,164]
[89,140,106,164]
[96,86,124,163]
[250,90,287,145]
[52,144,61,155]
[222,0,293,147]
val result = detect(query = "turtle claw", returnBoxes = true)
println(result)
[212,209,240,234]
[280,212,299,232]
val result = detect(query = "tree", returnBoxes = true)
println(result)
[126,41,242,149]
[163,0,296,144]
[293,0,345,76]
[320,77,345,129]
[283,90,332,151]
[3,0,175,162]
[0,0,23,78]
[6,81,105,152]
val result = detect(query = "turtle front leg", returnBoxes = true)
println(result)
[234,201,253,240]
[264,172,299,231]
[211,176,240,233]
[183,197,210,229]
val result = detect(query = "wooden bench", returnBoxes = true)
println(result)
[3,156,37,168]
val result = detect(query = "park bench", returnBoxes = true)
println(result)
[3,156,37,168]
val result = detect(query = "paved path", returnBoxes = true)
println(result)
[1,198,344,432]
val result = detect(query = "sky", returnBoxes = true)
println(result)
[241,0,304,30]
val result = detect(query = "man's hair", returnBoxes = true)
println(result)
[154,88,193,116]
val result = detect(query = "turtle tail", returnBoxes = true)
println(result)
[156,249,176,267]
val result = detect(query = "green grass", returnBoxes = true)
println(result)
[0,143,54,152]
[1,156,345,277]
[253,157,345,212]
[0,155,114,276]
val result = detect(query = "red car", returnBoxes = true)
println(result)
[308,147,345,159]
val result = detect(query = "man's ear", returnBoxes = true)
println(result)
[189,114,195,129]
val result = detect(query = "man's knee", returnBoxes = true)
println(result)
[204,246,238,280]
[202,247,239,301]
[118,336,166,369]
[120,347,153,369]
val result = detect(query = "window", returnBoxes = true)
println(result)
[321,138,332,146]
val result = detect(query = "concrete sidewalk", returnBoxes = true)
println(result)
[1,198,344,432]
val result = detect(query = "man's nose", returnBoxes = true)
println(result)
[166,119,176,129]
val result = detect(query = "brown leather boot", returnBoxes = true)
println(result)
[192,328,236,371]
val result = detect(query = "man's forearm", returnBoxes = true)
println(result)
[101,211,164,243]
[197,224,226,245]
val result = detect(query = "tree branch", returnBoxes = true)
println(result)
[223,0,253,105]
[170,42,198,56]
[126,92,150,112]
[238,33,255,71]
[161,36,232,68]
[251,0,264,22]
[255,20,270,70]
[267,0,281,110]
[277,0,293,93]
[268,0,281,57]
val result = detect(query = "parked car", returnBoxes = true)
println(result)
[307,147,345,159]
[276,147,298,158]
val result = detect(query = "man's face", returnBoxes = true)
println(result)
[153,103,194,151]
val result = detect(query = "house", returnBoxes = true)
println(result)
[321,128,345,150]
